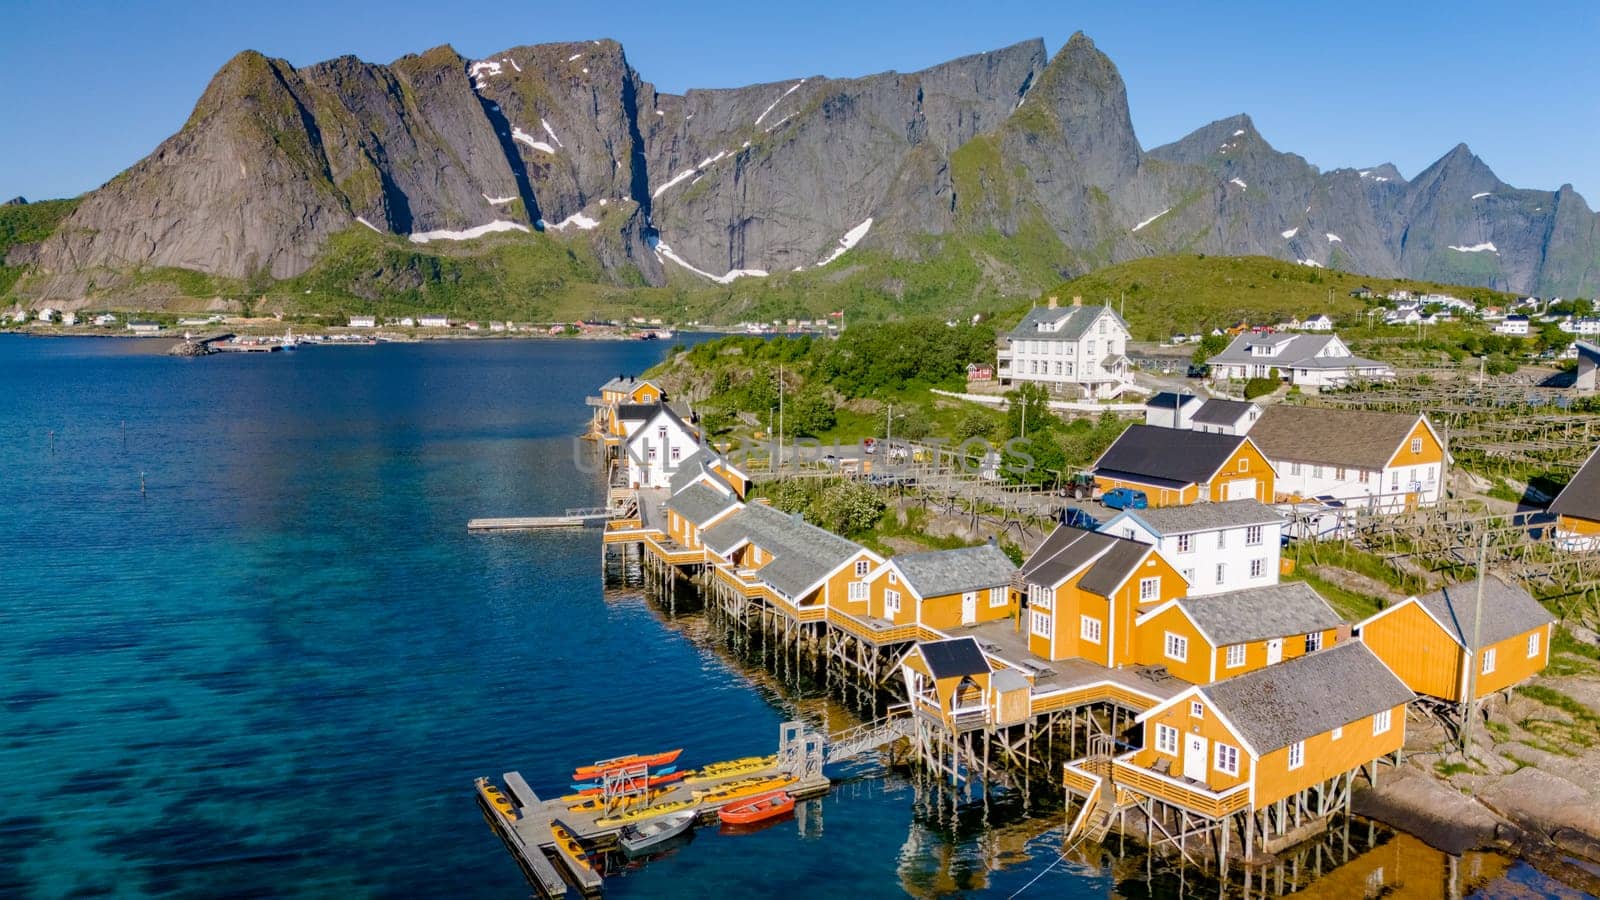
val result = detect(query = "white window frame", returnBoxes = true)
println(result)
[1246,525,1263,546]
[1214,563,1226,586]
[1080,615,1102,644]
[1528,631,1541,658]
[1250,558,1265,579]
[1165,632,1189,662]
[1305,631,1323,653]
[1176,533,1192,554]
[1287,741,1304,770]
[1028,583,1052,611]
[1411,437,1423,454]
[1481,647,1496,675]
[1373,709,1391,735]
[1190,700,1204,718]
[855,560,870,577]
[888,571,897,585]
[1225,644,1246,668]
[1331,726,1343,741]
[1214,743,1240,776]
[1030,609,1052,638]
[1139,577,1160,602]
[848,581,867,602]
[885,590,901,615]
[1155,723,1179,755]
[989,586,1007,608]
[1217,531,1227,549]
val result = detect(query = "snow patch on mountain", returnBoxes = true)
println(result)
[817,218,873,266]
[1131,208,1170,232]
[409,221,530,244]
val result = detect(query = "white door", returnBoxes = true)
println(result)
[1226,478,1258,501]
[961,592,977,625]
[1266,638,1283,665]
[1183,733,1208,782]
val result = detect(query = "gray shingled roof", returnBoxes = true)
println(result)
[600,376,660,395]
[1411,575,1555,650]
[1201,642,1414,754]
[700,502,863,599]
[1205,333,1389,372]
[1191,399,1258,427]
[1176,583,1342,645]
[664,482,738,527]
[1115,499,1283,536]
[616,402,659,422]
[1093,425,1252,486]
[1006,304,1128,342]
[1021,525,1148,597]
[892,543,1017,598]
[1549,445,1600,523]
[1249,406,1425,470]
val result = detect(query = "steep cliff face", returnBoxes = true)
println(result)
[19,33,1600,301]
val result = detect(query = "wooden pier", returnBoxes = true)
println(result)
[468,508,613,532]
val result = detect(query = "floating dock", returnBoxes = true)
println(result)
[468,508,613,532]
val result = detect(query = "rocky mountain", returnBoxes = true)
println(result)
[11,33,1599,305]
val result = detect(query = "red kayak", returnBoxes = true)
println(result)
[717,789,795,825]
[570,769,686,795]
[572,749,683,781]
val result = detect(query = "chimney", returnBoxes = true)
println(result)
[1047,295,1058,310]
[1072,295,1083,307]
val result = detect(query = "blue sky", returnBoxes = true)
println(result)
[2,0,1596,202]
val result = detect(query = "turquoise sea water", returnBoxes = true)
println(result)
[0,335,1116,898]
[0,334,1584,899]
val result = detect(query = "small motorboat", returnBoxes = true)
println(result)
[572,748,683,780]
[718,789,794,826]
[594,798,698,829]
[617,810,696,858]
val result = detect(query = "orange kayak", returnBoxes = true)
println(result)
[718,789,795,825]
[569,769,686,795]
[572,748,683,780]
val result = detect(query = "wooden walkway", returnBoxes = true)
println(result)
[468,509,612,532]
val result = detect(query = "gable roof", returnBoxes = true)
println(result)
[1548,444,1600,523]
[1147,391,1203,411]
[664,482,739,527]
[700,502,864,599]
[1190,399,1258,427]
[1407,575,1555,650]
[1007,304,1128,342]
[1109,499,1283,537]
[916,637,992,679]
[601,376,661,395]
[1093,425,1254,486]
[1206,333,1389,371]
[1200,642,1413,755]
[616,402,659,422]
[1248,406,1426,470]
[1021,524,1151,597]
[1171,582,1342,646]
[891,543,1017,598]
[667,445,744,496]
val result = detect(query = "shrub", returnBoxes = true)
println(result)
[811,480,885,536]
[1244,377,1279,399]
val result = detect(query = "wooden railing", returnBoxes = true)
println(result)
[1110,756,1249,819]
[824,609,938,645]
[1029,680,1163,716]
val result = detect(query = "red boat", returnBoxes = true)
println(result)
[571,748,683,781]
[717,789,795,825]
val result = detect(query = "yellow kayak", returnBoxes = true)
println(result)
[550,821,593,872]
[565,786,674,813]
[693,774,797,805]
[595,798,698,828]
[475,778,518,822]
[684,755,776,783]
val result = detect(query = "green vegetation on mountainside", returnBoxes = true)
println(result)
[1003,255,1521,341]
[0,198,81,296]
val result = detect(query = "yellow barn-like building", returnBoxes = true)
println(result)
[1132,582,1345,684]
[863,542,1017,630]
[1548,445,1600,549]
[1091,425,1275,507]
[1018,525,1187,664]
[1357,574,1554,702]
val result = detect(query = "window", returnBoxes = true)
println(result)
[1287,741,1305,770]
[1411,437,1423,454]
[648,446,658,461]
[1139,577,1160,602]
[1311,465,1323,479]
[1426,466,1437,483]
[888,571,897,585]
[1390,471,1400,491]
[658,426,667,443]
[1181,568,1195,584]
[1238,458,1249,472]
[670,446,681,462]
[1331,726,1343,741]
[1528,631,1541,658]
[1335,467,1346,480]
[1155,724,1179,755]
[1030,610,1052,637]
[1359,470,1370,484]
[1481,647,1497,675]
[885,590,901,615]
[1226,644,1246,668]
[1214,743,1240,776]
[1246,525,1263,546]
[1305,631,1323,652]
[1373,709,1391,735]
[1217,531,1227,549]
[1123,527,1135,539]
[1065,362,1074,376]
[1087,340,1096,357]
[1190,700,1205,718]
[989,587,1007,608]
[1080,616,1102,644]
[848,581,867,601]
[1250,558,1265,579]
[1165,632,1189,662]
[1176,534,1193,554]
[1290,462,1302,476]
[855,560,869,577]
[1215,563,1226,585]
[1029,583,1051,611]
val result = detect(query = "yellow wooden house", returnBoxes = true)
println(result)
[900,637,994,731]
[700,501,881,618]
[1547,444,1600,549]
[1357,574,1554,702]
[1115,642,1413,858]
[1091,425,1275,507]
[1018,525,1186,664]
[1132,582,1345,684]
[861,542,1018,629]
[662,480,743,556]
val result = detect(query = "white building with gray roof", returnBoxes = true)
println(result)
[1099,500,1284,596]
[998,296,1131,398]
[1206,332,1393,388]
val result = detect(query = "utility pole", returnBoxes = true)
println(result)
[777,364,784,473]
[1460,529,1490,754]
[886,402,893,448]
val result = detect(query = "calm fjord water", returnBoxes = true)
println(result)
[0,335,1110,898]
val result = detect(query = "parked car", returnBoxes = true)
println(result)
[1060,507,1100,531]
[1101,488,1148,511]
[1186,364,1210,378]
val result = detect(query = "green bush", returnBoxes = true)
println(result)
[811,480,885,536]
[1244,378,1280,399]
